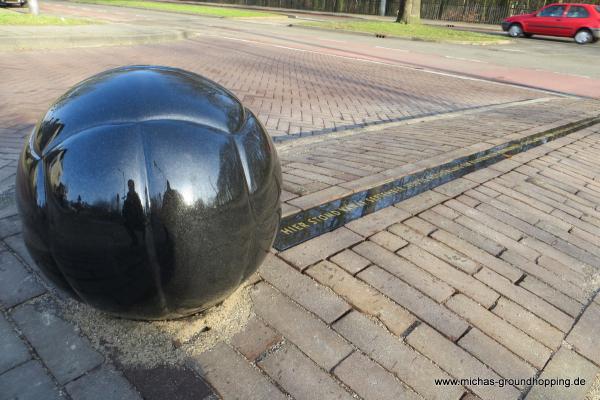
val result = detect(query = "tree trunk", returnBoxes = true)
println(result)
[29,0,40,15]
[396,0,420,23]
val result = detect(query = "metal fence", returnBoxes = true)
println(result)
[196,0,600,23]
[198,0,382,14]
[420,2,535,24]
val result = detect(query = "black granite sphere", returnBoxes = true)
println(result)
[16,66,282,320]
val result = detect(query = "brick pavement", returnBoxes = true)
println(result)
[1,35,546,140]
[2,31,600,400]
[2,109,600,398]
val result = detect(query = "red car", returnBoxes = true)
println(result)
[501,3,600,44]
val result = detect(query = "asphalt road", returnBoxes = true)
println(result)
[38,0,600,98]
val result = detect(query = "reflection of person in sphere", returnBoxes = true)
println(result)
[122,179,145,246]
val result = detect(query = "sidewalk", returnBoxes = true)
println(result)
[0,23,191,51]
[1,114,599,399]
[1,21,599,399]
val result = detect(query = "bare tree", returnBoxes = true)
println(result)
[396,0,421,23]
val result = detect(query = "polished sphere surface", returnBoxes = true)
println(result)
[16,66,282,319]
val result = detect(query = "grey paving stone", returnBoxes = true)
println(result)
[66,366,142,400]
[190,342,287,400]
[279,227,363,271]
[333,351,421,400]
[0,360,64,400]
[458,328,537,389]
[258,343,354,400]
[11,303,104,384]
[230,317,282,361]
[3,234,38,272]
[525,347,599,400]
[0,313,30,374]
[333,311,464,400]
[567,302,600,366]
[0,251,45,308]
[250,282,353,371]
[0,214,21,239]
[258,254,350,324]
[358,266,468,341]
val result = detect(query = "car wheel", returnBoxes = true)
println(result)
[508,24,523,38]
[574,29,593,45]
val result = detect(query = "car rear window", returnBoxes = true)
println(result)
[567,6,589,17]
[596,6,600,13]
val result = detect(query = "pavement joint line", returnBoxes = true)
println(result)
[275,97,559,149]
[520,286,600,398]
[273,115,600,251]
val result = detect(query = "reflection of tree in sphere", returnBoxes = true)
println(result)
[16,66,282,320]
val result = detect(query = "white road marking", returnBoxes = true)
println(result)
[445,55,488,63]
[375,46,409,52]
[563,73,591,79]
[500,48,525,52]
[210,35,567,96]
[318,38,346,43]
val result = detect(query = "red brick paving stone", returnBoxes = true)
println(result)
[458,328,537,389]
[525,348,599,400]
[462,168,505,184]
[333,351,421,400]
[333,311,465,400]
[230,317,282,362]
[431,204,461,220]
[420,210,505,256]
[445,199,524,241]
[352,241,455,303]
[454,214,540,261]
[474,268,573,333]
[368,231,408,252]
[358,265,469,341]
[406,324,521,400]
[306,261,416,336]
[445,294,551,370]
[566,302,600,366]
[345,206,411,237]
[429,229,523,283]
[402,216,438,236]
[258,254,350,324]
[258,343,355,400]
[395,191,449,215]
[433,178,480,198]
[250,282,353,371]
[491,297,563,350]
[535,255,590,291]
[281,203,301,218]
[518,275,583,318]
[521,235,596,275]
[286,186,351,210]
[329,249,370,275]
[279,227,363,271]
[398,244,499,308]
[474,200,595,273]
[388,223,479,274]
[535,224,600,268]
[455,193,481,208]
[190,342,287,400]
